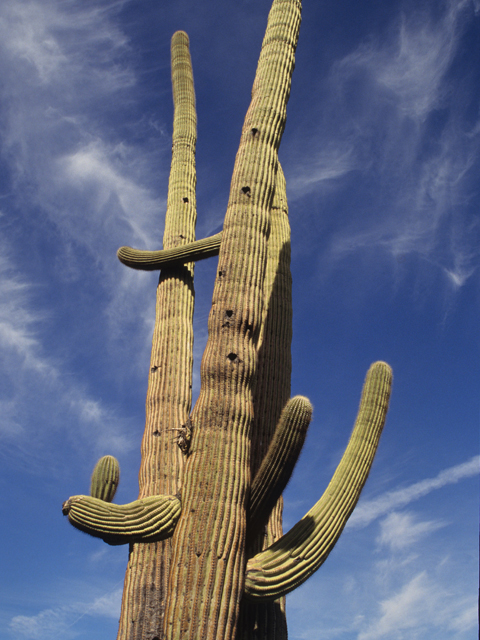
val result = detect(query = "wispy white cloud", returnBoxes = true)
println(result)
[290,0,479,289]
[9,586,122,640]
[0,252,54,377]
[0,0,131,86]
[358,571,477,639]
[0,0,167,262]
[348,455,479,528]
[0,0,169,377]
[376,511,446,551]
[10,607,76,640]
[0,234,134,460]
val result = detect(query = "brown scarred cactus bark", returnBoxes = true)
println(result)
[62,2,394,639]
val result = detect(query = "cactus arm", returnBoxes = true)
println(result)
[116,31,198,640]
[248,396,312,540]
[117,231,222,270]
[62,495,181,545]
[163,2,302,639]
[90,455,120,502]
[244,361,392,601]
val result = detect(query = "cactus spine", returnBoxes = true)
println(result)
[62,2,393,639]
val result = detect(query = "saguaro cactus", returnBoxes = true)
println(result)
[62,1,393,639]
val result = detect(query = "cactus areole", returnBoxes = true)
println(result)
[62,2,393,639]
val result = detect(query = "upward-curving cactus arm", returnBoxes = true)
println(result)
[248,395,312,540]
[244,361,392,601]
[90,455,120,502]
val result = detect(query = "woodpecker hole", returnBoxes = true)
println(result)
[241,186,251,196]
[183,197,189,203]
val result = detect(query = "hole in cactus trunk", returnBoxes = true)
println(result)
[241,186,251,196]
[183,197,189,203]
[226,310,233,317]
[251,127,259,137]
[227,352,239,363]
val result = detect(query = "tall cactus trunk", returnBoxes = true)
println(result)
[117,31,197,640]
[163,4,301,638]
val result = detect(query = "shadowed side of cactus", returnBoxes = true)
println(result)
[90,455,120,502]
[248,395,312,539]
[237,159,294,639]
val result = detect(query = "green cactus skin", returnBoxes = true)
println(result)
[117,231,222,270]
[244,361,392,601]
[62,3,396,639]
[162,3,302,639]
[248,396,312,539]
[62,494,181,545]
[90,455,120,502]
[116,30,198,640]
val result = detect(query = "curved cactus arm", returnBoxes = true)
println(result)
[244,361,392,601]
[90,455,120,502]
[117,231,222,271]
[62,494,181,545]
[248,396,312,539]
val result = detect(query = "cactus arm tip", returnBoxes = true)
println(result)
[90,455,120,503]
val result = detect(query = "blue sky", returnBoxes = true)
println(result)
[0,0,478,638]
